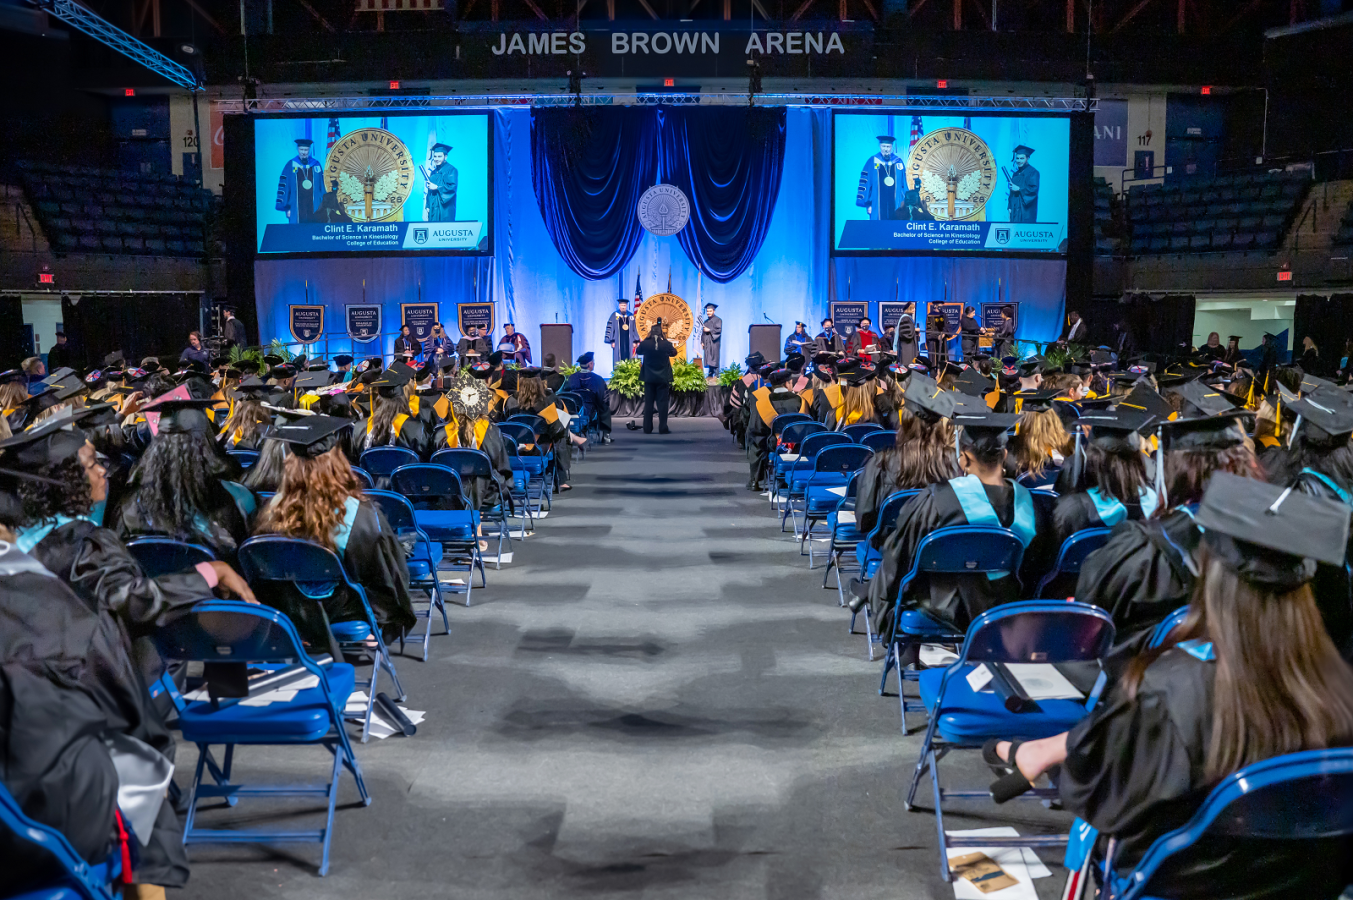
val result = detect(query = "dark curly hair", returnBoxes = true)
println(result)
[16,457,93,526]
[126,430,237,538]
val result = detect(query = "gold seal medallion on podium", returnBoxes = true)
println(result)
[635,293,694,358]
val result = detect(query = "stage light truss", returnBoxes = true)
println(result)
[217,93,1094,113]
[27,0,202,91]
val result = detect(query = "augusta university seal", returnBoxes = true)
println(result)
[637,184,691,236]
[906,128,997,221]
[323,127,415,223]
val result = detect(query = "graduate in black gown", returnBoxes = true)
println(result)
[255,415,414,647]
[350,370,432,462]
[987,474,1353,899]
[1009,391,1069,489]
[745,365,808,490]
[217,376,275,451]
[863,407,1039,636]
[1076,411,1259,657]
[432,373,513,511]
[1050,407,1161,546]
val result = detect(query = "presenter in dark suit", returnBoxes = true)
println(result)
[222,307,247,350]
[637,323,677,434]
[1061,310,1087,346]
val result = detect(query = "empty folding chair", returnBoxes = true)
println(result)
[842,423,886,443]
[861,430,895,453]
[776,431,850,515]
[500,439,536,535]
[389,464,484,590]
[350,466,375,489]
[127,536,215,577]
[904,600,1115,881]
[1031,527,1112,599]
[153,600,370,875]
[364,489,451,660]
[0,780,118,899]
[236,536,404,742]
[358,446,420,488]
[794,444,874,565]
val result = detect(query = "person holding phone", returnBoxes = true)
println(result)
[636,322,677,434]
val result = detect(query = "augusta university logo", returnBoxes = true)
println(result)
[995,228,1011,245]
[413,227,428,245]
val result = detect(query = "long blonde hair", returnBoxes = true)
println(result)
[836,382,878,429]
[1014,408,1069,478]
[254,446,363,551]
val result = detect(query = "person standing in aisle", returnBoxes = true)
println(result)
[636,323,677,435]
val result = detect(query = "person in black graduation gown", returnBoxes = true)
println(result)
[987,474,1353,900]
[506,367,581,489]
[255,415,415,646]
[1076,411,1260,657]
[1049,408,1160,547]
[433,373,513,511]
[113,396,254,562]
[217,376,275,451]
[859,407,1040,636]
[350,370,432,462]
[1008,391,1069,489]
[745,366,808,491]
[725,352,764,448]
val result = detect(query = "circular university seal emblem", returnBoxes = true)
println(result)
[323,127,415,223]
[906,128,997,222]
[637,184,691,236]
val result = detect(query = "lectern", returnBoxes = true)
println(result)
[749,324,781,363]
[540,324,573,367]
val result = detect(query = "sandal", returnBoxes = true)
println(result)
[985,740,1037,804]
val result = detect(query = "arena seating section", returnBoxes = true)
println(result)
[1125,170,1309,255]
[1093,177,1123,256]
[16,160,215,258]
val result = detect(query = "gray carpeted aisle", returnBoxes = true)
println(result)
[181,418,1067,898]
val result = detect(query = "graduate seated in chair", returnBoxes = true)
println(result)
[254,416,414,649]
[506,367,585,491]
[1008,390,1070,489]
[217,376,275,451]
[744,365,807,491]
[350,370,433,461]
[434,373,513,510]
[986,475,1353,900]
[826,361,879,431]
[1049,407,1160,548]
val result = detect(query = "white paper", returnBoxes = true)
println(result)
[966,664,994,692]
[835,510,856,524]
[366,707,426,740]
[947,827,1052,900]
[779,453,801,462]
[919,644,961,667]
[1004,664,1084,700]
[480,551,514,565]
[826,486,848,497]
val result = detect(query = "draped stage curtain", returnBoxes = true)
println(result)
[1294,294,1353,372]
[532,106,786,284]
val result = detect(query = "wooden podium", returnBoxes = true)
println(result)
[749,324,781,363]
[540,324,573,367]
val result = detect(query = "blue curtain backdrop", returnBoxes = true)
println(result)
[254,107,1067,376]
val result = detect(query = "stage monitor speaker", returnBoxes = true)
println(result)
[749,324,781,362]
[540,324,573,368]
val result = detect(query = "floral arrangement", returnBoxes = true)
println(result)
[717,365,743,387]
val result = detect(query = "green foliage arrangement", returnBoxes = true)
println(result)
[267,339,296,362]
[228,345,265,371]
[717,365,743,387]
[672,359,708,393]
[558,363,582,377]
[608,358,642,398]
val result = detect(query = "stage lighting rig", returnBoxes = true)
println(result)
[26,0,201,90]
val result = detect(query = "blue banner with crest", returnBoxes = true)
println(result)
[346,304,382,343]
[288,304,325,344]
[401,302,440,341]
[457,301,495,338]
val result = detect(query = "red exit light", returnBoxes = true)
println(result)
[1200,85,1212,95]
[124,88,135,97]
[389,81,400,90]
[937,80,948,89]
[1277,270,1293,282]
[664,77,674,87]
[37,272,54,284]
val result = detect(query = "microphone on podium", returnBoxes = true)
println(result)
[763,313,774,324]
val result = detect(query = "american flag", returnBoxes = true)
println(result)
[633,273,644,308]
[909,115,923,149]
[380,116,389,130]
[326,117,340,153]
[963,115,972,130]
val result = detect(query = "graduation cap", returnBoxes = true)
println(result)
[103,351,125,367]
[140,395,218,435]
[333,355,354,367]
[876,134,897,143]
[1298,373,1339,396]
[293,370,332,393]
[953,366,995,398]
[294,138,314,147]
[1012,145,1035,157]
[262,355,285,367]
[371,371,411,399]
[41,367,76,386]
[745,351,766,369]
[1158,410,1251,451]
[431,142,452,154]
[1171,380,1244,418]
[840,366,875,387]
[0,407,106,469]
[767,368,794,387]
[231,376,272,398]
[268,365,297,381]
[1077,407,1156,451]
[576,351,595,366]
[1017,358,1045,378]
[757,363,778,380]
[954,409,1022,449]
[1014,388,1062,412]
[0,369,25,385]
[467,362,494,380]
[388,360,417,379]
[903,373,955,421]
[1288,393,1353,443]
[270,415,352,459]
[1117,382,1175,421]
[447,374,491,419]
[487,351,505,367]
[704,302,718,310]
[783,353,806,374]
[1196,472,1349,590]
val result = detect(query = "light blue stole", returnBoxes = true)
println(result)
[1086,486,1159,527]
[949,474,1036,579]
[16,513,98,555]
[296,497,361,599]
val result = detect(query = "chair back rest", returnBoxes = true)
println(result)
[0,781,114,900]
[126,537,216,578]
[779,421,826,449]
[864,428,898,450]
[359,446,420,477]
[843,423,885,442]
[812,444,873,476]
[498,422,534,445]
[962,600,1116,664]
[430,448,493,482]
[875,489,923,536]
[799,431,851,459]
[227,449,259,469]
[153,599,306,665]
[1125,749,1353,900]
[508,413,548,435]
[350,466,375,489]
[363,489,418,533]
[389,463,468,510]
[1053,527,1112,575]
[1148,605,1190,650]
[771,412,812,441]
[1028,487,1059,523]
[556,395,581,414]
[913,525,1026,576]
[238,535,349,585]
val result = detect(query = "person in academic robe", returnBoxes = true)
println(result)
[604,299,636,363]
[255,416,414,647]
[700,303,722,376]
[274,137,325,224]
[853,381,960,537]
[541,355,566,393]
[216,376,275,451]
[784,322,814,358]
[810,354,847,425]
[221,306,247,350]
[726,352,765,448]
[455,325,490,364]
[350,370,431,463]
[1196,331,1225,362]
[1220,334,1245,367]
[816,318,845,355]
[855,134,907,220]
[926,310,951,364]
[992,305,1016,359]
[497,322,531,365]
[393,324,421,361]
[894,303,919,366]
[1076,412,1260,658]
[849,317,882,362]
[745,367,808,491]
[432,374,512,513]
[113,396,254,563]
[958,306,986,360]
[1061,309,1087,345]
[860,408,1038,637]
[506,367,583,489]
[564,351,612,442]
[986,474,1353,900]
[423,142,458,222]
[1009,393,1070,489]
[827,365,880,431]
[1005,144,1039,224]
[901,175,933,220]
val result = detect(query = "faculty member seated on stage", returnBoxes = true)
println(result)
[497,322,531,365]
[456,325,490,364]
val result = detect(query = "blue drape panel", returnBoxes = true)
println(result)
[531,108,657,281]
[658,107,787,283]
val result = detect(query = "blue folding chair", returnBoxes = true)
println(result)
[877,526,1027,731]
[500,439,536,536]
[0,781,118,900]
[226,449,259,469]
[350,466,375,489]
[905,600,1115,881]
[364,489,452,660]
[1028,487,1059,525]
[1032,527,1112,599]
[843,423,886,443]
[769,421,828,506]
[777,431,852,520]
[431,448,514,568]
[841,488,922,618]
[126,536,216,577]
[153,600,370,876]
[822,472,863,597]
[1148,605,1190,649]
[794,444,874,565]
[861,430,896,453]
[358,446,420,486]
[496,421,534,446]
[389,463,483,585]
[237,536,404,743]
[770,412,813,446]
[1103,748,1353,900]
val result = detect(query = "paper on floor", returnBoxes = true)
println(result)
[919,644,960,667]
[947,827,1052,900]
[835,510,856,524]
[367,708,426,740]
[480,551,514,565]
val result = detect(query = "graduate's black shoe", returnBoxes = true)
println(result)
[658,428,671,434]
[746,480,763,491]
[846,593,870,614]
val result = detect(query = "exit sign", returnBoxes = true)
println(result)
[37,272,54,285]
[1277,270,1293,282]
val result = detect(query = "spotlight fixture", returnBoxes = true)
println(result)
[179,42,198,55]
